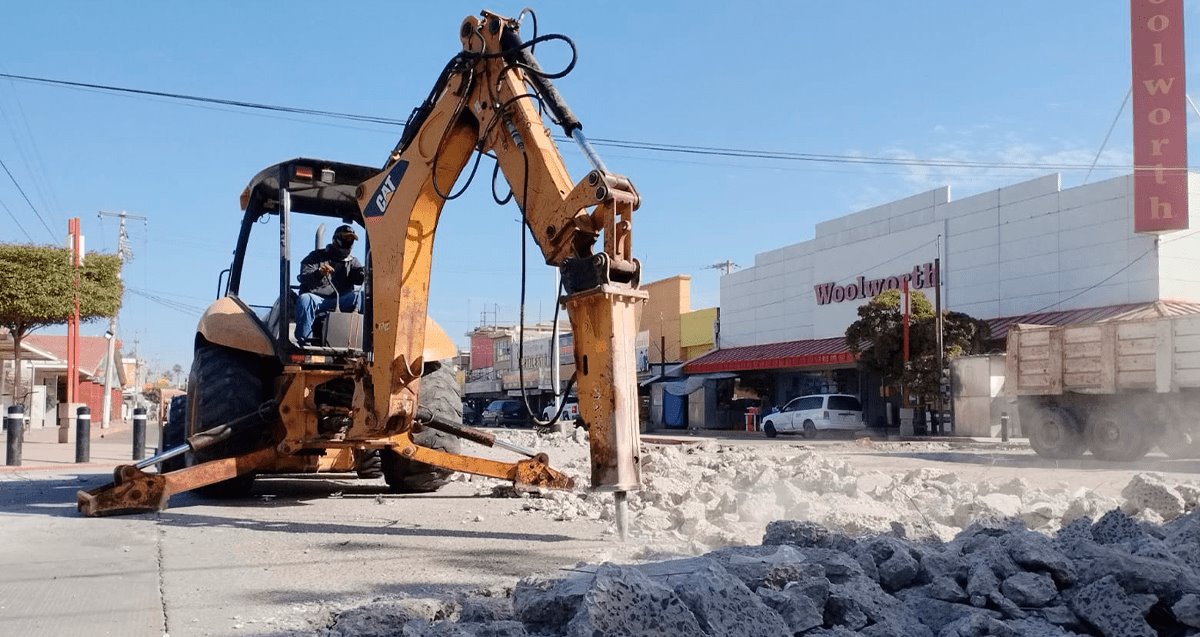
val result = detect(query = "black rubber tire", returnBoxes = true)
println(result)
[1027,408,1086,459]
[1158,425,1200,459]
[1087,416,1150,462]
[355,450,384,479]
[381,362,464,493]
[160,395,188,473]
[764,422,778,438]
[803,420,818,439]
[188,343,272,498]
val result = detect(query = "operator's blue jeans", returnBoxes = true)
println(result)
[295,290,361,343]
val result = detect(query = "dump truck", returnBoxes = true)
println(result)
[1006,315,1200,460]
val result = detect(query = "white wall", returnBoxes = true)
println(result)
[1158,174,1200,301]
[722,172,1199,347]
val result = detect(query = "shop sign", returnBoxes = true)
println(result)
[635,330,651,373]
[1131,0,1189,233]
[813,262,938,305]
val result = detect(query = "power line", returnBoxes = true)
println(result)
[0,195,32,241]
[0,156,54,239]
[0,71,1164,174]
[0,72,407,126]
[1084,86,1131,184]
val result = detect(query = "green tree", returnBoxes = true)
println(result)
[0,244,122,409]
[845,289,989,405]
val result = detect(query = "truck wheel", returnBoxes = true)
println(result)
[802,420,818,439]
[1087,416,1150,462]
[382,362,464,493]
[188,343,272,498]
[160,396,187,473]
[764,422,778,438]
[1027,408,1086,459]
[1159,425,1200,459]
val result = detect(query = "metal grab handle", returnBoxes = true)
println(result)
[139,400,276,470]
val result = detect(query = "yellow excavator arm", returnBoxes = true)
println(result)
[357,12,643,499]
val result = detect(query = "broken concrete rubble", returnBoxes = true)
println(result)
[323,506,1200,636]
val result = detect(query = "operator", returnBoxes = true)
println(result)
[295,224,365,345]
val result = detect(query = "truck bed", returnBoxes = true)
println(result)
[1006,315,1200,396]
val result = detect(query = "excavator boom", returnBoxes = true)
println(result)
[355,11,643,495]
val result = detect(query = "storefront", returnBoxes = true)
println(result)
[687,171,1200,430]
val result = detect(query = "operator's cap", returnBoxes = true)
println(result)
[334,225,358,241]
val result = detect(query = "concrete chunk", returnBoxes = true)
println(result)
[664,559,790,637]
[1173,593,1200,628]
[1122,473,1186,521]
[564,564,704,637]
[1006,532,1076,586]
[1000,572,1058,608]
[936,613,1017,637]
[1068,575,1155,637]
[756,586,824,634]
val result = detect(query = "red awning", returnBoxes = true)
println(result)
[685,337,853,374]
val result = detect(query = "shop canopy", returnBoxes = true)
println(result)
[685,337,854,374]
[662,372,738,396]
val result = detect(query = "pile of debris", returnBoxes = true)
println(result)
[323,509,1200,636]
[476,439,1200,552]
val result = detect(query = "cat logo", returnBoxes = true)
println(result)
[364,160,409,218]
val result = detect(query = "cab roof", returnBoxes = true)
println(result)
[239,157,379,222]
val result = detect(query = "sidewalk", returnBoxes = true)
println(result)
[1,422,162,472]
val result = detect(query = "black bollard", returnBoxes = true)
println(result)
[6,405,23,466]
[132,407,147,460]
[1000,411,1010,443]
[76,406,91,463]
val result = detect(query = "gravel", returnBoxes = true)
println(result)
[317,435,1200,636]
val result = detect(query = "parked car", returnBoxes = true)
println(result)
[541,400,579,422]
[762,394,864,438]
[462,402,480,426]
[481,399,530,428]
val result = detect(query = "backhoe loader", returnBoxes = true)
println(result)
[77,10,644,534]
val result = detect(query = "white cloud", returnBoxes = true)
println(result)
[853,126,1134,204]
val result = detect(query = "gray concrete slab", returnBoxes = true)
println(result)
[0,471,164,637]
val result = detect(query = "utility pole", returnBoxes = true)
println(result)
[934,234,944,435]
[704,260,739,275]
[97,211,147,429]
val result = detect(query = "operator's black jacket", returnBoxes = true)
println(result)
[298,245,365,297]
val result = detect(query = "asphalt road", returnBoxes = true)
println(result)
[2,430,1197,636]
[0,429,615,637]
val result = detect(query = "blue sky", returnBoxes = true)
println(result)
[1,1,1197,372]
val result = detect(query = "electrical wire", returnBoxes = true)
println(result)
[3,70,1180,173]
[0,156,54,239]
[0,78,62,227]
[126,286,205,315]
[1084,85,1132,184]
[0,71,407,126]
[0,195,33,241]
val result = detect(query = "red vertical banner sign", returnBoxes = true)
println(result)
[1131,0,1189,233]
[66,218,77,405]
